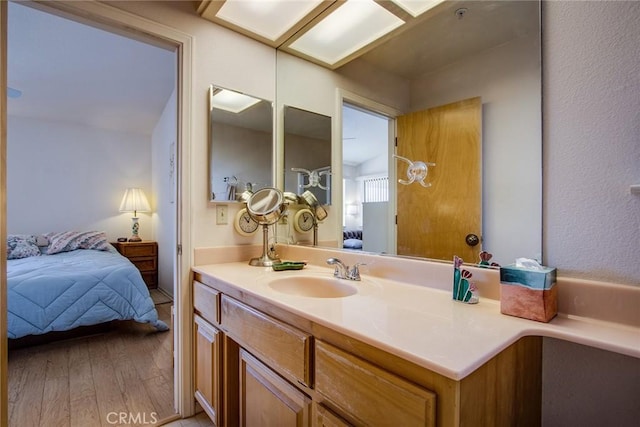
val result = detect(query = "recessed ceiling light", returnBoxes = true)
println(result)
[215,0,325,42]
[211,89,261,114]
[390,0,447,18]
[288,0,405,66]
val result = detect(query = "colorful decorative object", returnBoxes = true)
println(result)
[453,256,479,304]
[478,250,500,268]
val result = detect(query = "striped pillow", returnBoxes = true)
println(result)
[45,231,110,254]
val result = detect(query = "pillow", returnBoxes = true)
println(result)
[35,235,49,247]
[7,234,41,260]
[343,238,363,250]
[45,231,110,254]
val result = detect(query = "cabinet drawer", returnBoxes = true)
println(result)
[141,272,157,289]
[315,341,436,427]
[222,295,312,387]
[130,257,157,272]
[119,242,157,257]
[194,281,220,325]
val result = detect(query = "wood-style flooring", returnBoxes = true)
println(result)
[8,301,175,426]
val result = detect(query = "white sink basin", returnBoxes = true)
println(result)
[268,276,358,298]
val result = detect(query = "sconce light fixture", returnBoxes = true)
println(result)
[119,188,151,242]
[346,204,359,216]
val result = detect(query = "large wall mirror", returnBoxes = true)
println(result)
[283,106,332,205]
[277,0,542,265]
[208,85,274,201]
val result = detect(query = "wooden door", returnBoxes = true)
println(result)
[240,349,311,427]
[396,97,482,262]
[194,315,222,426]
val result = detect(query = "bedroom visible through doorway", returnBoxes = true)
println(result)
[6,1,178,424]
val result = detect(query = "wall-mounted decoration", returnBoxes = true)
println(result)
[393,154,435,187]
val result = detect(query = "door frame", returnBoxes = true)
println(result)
[336,89,401,253]
[0,0,195,420]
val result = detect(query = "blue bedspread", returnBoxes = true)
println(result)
[7,247,169,339]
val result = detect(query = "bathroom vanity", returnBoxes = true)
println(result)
[191,246,639,427]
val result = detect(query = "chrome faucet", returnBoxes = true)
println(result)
[326,258,365,281]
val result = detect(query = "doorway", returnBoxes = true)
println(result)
[341,100,395,254]
[5,1,182,424]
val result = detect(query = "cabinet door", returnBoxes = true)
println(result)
[315,341,436,426]
[240,349,311,427]
[194,315,222,425]
[313,403,352,427]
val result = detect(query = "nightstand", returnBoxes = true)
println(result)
[112,241,158,289]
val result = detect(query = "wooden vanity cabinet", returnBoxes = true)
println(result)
[240,349,311,427]
[194,314,222,425]
[193,281,225,425]
[192,275,542,427]
[315,341,436,426]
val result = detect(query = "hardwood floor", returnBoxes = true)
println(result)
[162,412,214,427]
[8,302,174,427]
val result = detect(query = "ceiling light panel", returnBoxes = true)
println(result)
[215,0,325,42]
[211,89,261,114]
[288,0,405,66]
[390,0,447,18]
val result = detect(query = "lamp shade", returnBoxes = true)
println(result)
[119,188,151,216]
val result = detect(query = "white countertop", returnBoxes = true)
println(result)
[192,262,640,381]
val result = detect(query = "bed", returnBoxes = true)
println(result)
[343,230,363,250]
[7,232,168,340]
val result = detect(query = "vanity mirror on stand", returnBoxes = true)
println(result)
[247,187,286,266]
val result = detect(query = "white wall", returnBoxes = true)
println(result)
[411,33,542,264]
[152,88,177,296]
[544,0,640,285]
[7,115,152,240]
[540,2,640,425]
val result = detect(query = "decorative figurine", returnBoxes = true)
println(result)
[453,256,479,304]
[478,250,500,268]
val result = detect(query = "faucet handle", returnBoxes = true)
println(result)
[348,262,367,280]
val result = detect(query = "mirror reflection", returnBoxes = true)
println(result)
[277,0,542,265]
[208,85,273,201]
[283,106,332,205]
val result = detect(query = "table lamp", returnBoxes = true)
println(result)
[119,188,151,242]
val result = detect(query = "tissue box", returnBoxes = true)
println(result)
[500,265,557,322]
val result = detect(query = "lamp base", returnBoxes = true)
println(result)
[129,217,142,242]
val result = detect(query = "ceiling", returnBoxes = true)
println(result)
[7,1,176,136]
[6,0,536,155]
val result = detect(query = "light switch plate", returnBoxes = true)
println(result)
[216,205,228,225]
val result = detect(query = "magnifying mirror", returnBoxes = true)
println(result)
[247,187,286,266]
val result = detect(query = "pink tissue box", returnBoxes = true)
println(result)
[500,265,557,323]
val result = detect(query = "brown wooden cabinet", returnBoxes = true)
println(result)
[192,275,542,427]
[112,241,158,289]
[240,349,311,427]
[194,315,222,426]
